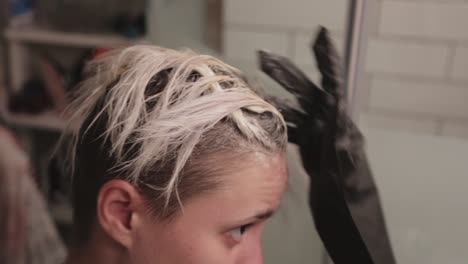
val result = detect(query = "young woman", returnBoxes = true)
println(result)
[64,45,288,264]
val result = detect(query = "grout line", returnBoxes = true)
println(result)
[384,0,468,3]
[360,73,373,113]
[287,31,296,60]
[368,72,468,87]
[444,42,458,79]
[370,107,468,123]
[226,22,343,35]
[227,22,468,46]
[361,111,442,136]
[370,34,468,46]
[373,0,383,38]
[435,119,446,136]
[367,108,437,122]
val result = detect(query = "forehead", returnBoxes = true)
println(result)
[177,152,288,225]
[221,152,288,204]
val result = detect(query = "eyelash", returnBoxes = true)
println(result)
[240,223,252,234]
[228,223,254,243]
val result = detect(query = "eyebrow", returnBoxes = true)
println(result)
[224,208,278,231]
[254,210,274,220]
[239,208,276,224]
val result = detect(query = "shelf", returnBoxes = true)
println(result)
[50,200,73,226]
[3,110,66,131]
[4,26,145,48]
[0,89,67,131]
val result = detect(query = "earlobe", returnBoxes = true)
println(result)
[97,179,142,248]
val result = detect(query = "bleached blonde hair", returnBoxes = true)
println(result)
[65,45,287,241]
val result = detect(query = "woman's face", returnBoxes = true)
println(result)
[130,153,288,264]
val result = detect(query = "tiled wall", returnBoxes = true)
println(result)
[223,0,468,139]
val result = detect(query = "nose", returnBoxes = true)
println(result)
[239,239,263,264]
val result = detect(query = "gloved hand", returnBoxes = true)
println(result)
[258,27,395,264]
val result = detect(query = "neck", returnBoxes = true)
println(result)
[65,247,96,264]
[65,232,127,264]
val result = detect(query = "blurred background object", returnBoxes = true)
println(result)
[35,0,146,35]
[0,125,66,264]
[1,0,467,263]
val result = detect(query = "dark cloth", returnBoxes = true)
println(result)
[0,127,66,264]
[258,27,396,264]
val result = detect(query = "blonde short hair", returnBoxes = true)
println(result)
[65,45,287,243]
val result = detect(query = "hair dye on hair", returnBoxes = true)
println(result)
[59,45,287,244]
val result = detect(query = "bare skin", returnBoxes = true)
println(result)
[65,153,287,264]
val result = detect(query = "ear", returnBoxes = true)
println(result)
[97,179,143,248]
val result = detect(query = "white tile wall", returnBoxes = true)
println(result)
[0,45,3,85]
[365,129,468,264]
[293,34,316,67]
[356,74,372,112]
[293,32,345,67]
[219,2,468,263]
[359,112,438,135]
[262,147,322,264]
[224,0,347,31]
[380,1,468,40]
[366,39,450,77]
[370,78,468,119]
[451,46,468,81]
[441,122,468,139]
[294,65,320,85]
[293,32,344,85]
[367,0,382,36]
[224,29,289,61]
[222,0,468,140]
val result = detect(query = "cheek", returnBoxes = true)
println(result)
[130,225,266,264]
[130,215,236,264]
[234,224,265,264]
[130,217,165,263]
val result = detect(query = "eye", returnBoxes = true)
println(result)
[228,223,253,243]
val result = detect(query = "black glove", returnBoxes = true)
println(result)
[258,27,396,264]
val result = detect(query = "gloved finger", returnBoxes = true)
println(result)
[312,27,345,99]
[258,50,320,112]
[286,125,300,145]
[265,96,306,125]
[265,96,305,145]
